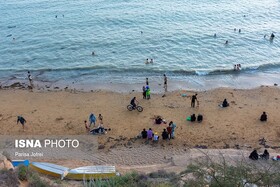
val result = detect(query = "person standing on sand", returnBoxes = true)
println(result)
[27,71,33,88]
[166,125,172,140]
[142,86,146,99]
[163,74,167,92]
[17,116,26,131]
[89,113,96,127]
[170,121,176,139]
[191,93,198,108]
[98,114,103,124]
[84,120,90,132]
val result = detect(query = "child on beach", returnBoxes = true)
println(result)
[17,116,26,131]
[98,114,103,124]
[84,120,90,132]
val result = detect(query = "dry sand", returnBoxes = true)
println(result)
[0,86,280,174]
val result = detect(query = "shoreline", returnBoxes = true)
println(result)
[0,69,279,93]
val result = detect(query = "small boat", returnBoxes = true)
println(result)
[66,165,117,180]
[12,160,29,167]
[30,162,69,179]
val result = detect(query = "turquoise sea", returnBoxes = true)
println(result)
[0,0,279,92]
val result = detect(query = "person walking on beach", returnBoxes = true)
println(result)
[17,116,26,131]
[89,113,96,127]
[191,93,198,108]
[163,74,167,92]
[98,114,103,124]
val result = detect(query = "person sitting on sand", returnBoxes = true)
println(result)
[191,114,196,122]
[90,124,111,135]
[260,112,267,122]
[162,129,169,140]
[197,114,203,123]
[222,99,229,107]
[260,149,269,160]
[84,120,90,132]
[141,128,147,139]
[17,116,26,131]
[147,128,153,140]
[155,116,163,124]
[153,132,159,142]
[89,113,96,127]
[249,149,259,160]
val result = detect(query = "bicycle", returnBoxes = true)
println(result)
[127,104,143,112]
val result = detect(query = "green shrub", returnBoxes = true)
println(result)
[17,164,28,181]
[28,171,50,187]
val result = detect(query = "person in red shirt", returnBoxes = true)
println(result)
[166,125,172,140]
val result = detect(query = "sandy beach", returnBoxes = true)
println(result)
[0,86,280,176]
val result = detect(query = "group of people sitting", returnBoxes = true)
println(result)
[249,149,270,160]
[140,121,176,142]
[154,116,167,125]
[187,114,203,122]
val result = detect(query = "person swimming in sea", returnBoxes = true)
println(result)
[214,33,217,38]
[270,33,275,40]
[145,59,149,64]
[225,40,229,45]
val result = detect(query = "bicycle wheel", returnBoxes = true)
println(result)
[127,105,133,111]
[136,106,143,112]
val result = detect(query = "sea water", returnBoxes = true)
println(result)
[0,0,279,92]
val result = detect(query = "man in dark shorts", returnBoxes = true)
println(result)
[130,97,138,109]
[191,93,198,108]
[17,116,26,131]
